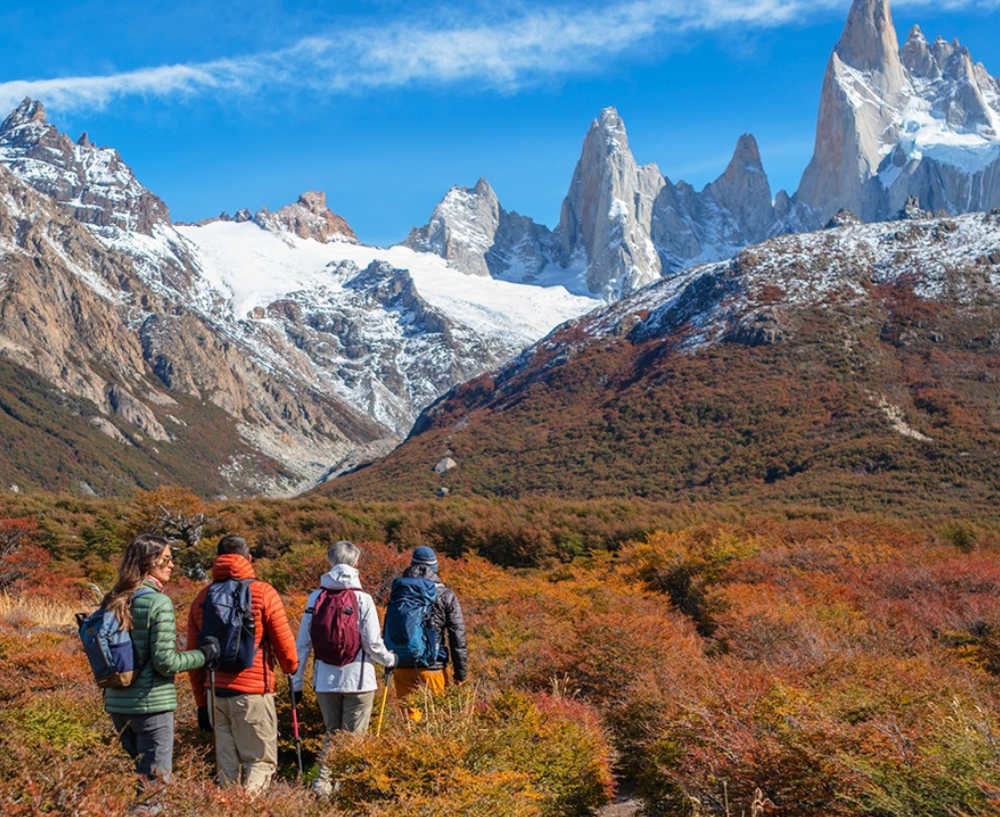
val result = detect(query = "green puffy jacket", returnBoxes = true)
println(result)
[104,580,205,715]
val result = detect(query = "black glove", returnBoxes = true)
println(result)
[200,636,221,670]
[197,705,212,733]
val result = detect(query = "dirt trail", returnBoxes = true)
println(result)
[599,797,642,816]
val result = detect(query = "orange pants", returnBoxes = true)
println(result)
[392,668,446,722]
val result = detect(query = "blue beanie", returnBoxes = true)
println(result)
[411,546,439,570]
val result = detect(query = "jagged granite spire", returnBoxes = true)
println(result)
[0,97,47,132]
[706,134,775,245]
[557,107,665,299]
[834,0,902,76]
[796,0,1000,226]
[795,0,908,225]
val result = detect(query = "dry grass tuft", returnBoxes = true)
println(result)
[0,593,80,628]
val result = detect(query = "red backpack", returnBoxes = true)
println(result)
[309,588,362,666]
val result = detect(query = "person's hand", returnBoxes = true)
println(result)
[197,705,212,733]
[200,636,221,670]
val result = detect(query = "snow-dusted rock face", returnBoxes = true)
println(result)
[0,102,599,494]
[0,98,210,301]
[408,110,780,300]
[796,0,1000,227]
[556,108,665,299]
[402,178,554,281]
[0,98,171,235]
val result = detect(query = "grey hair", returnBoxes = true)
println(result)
[328,540,360,567]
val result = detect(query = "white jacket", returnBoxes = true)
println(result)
[291,564,396,694]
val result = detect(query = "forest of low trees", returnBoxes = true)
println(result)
[2,490,1000,814]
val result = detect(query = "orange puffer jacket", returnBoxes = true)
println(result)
[187,554,298,706]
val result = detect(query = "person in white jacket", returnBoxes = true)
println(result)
[291,540,396,797]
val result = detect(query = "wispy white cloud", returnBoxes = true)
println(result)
[0,0,994,113]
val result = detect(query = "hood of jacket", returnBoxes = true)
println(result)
[404,563,443,588]
[211,553,256,582]
[320,563,362,591]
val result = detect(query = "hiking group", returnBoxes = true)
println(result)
[82,533,467,804]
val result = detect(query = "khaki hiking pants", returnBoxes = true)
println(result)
[312,691,376,797]
[211,692,277,794]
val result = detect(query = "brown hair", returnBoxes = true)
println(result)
[103,534,169,629]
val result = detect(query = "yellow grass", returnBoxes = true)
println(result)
[0,593,81,627]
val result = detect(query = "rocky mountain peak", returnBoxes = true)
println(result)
[401,177,548,279]
[901,26,934,77]
[1,97,47,131]
[706,134,775,245]
[595,107,628,151]
[793,0,1000,227]
[732,133,762,166]
[0,98,172,237]
[835,0,901,73]
[253,190,358,244]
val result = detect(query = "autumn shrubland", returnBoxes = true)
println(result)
[2,494,1000,814]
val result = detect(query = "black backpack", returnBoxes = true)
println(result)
[199,578,256,672]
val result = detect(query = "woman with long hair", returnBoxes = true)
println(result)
[102,534,218,782]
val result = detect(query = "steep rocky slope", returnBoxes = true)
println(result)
[0,101,596,496]
[324,210,1000,513]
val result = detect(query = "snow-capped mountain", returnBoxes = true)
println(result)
[0,100,597,495]
[404,0,1000,300]
[406,109,776,301]
[327,208,1000,506]
[796,0,1000,227]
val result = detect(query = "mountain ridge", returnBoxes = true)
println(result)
[405,0,1000,299]
[323,208,1000,511]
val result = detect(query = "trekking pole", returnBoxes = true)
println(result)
[209,668,219,783]
[376,668,394,737]
[288,676,305,783]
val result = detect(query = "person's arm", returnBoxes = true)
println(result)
[186,589,208,707]
[358,592,396,667]
[149,594,206,677]
[261,584,299,675]
[444,589,468,682]
[291,591,317,692]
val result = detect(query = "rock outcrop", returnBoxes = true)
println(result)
[402,178,553,280]
[254,190,358,244]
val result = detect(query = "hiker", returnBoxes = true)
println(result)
[187,534,298,795]
[391,546,467,721]
[291,540,397,797]
[102,534,219,783]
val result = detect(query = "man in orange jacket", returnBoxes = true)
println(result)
[188,534,298,794]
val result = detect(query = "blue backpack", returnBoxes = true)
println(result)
[77,587,155,689]
[199,578,256,673]
[383,576,440,667]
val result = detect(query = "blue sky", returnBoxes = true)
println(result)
[2,0,999,246]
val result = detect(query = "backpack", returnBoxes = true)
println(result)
[383,576,440,668]
[309,588,362,667]
[199,578,256,673]
[77,587,155,689]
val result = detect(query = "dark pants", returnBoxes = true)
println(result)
[110,711,174,780]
